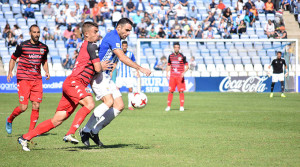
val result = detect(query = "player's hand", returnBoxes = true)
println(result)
[139,67,151,76]
[166,73,170,80]
[285,72,288,78]
[7,72,13,82]
[45,72,50,80]
[101,61,113,71]
[181,73,185,78]
[136,71,140,78]
[267,72,271,78]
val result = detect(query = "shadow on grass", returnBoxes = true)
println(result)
[6,132,57,138]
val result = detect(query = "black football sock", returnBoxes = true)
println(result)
[280,81,284,93]
[271,82,275,92]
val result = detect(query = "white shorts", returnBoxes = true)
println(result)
[272,73,284,82]
[91,72,122,101]
[115,77,135,88]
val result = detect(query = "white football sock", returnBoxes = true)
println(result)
[93,103,109,117]
[91,108,121,134]
[128,92,134,107]
[83,103,109,133]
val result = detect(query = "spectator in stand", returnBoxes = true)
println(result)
[54,25,62,41]
[222,7,233,23]
[2,24,11,39]
[136,0,146,12]
[20,0,32,4]
[169,28,178,38]
[126,0,136,14]
[101,3,111,19]
[24,3,35,19]
[120,7,128,18]
[73,25,82,40]
[265,0,275,14]
[205,26,214,39]
[66,11,78,26]
[54,3,62,16]
[144,12,152,26]
[63,25,73,42]
[17,34,24,45]
[115,0,123,6]
[149,3,158,19]
[6,32,17,47]
[195,25,203,39]
[229,22,237,34]
[179,0,189,6]
[190,18,200,31]
[70,50,79,69]
[148,27,157,38]
[222,28,232,39]
[203,20,211,31]
[178,29,186,38]
[172,19,182,31]
[87,0,97,8]
[235,0,244,13]
[281,0,290,10]
[158,5,167,24]
[157,27,167,38]
[159,0,169,6]
[112,6,122,27]
[92,5,100,23]
[131,11,143,30]
[175,4,186,20]
[136,18,148,34]
[95,12,105,26]
[255,0,265,13]
[235,14,242,25]
[264,19,275,38]
[237,20,247,34]
[74,3,82,20]
[98,0,108,9]
[56,10,66,26]
[149,0,158,5]
[206,11,216,27]
[239,6,247,20]
[189,6,197,19]
[42,27,53,41]
[218,18,227,35]
[12,25,22,39]
[250,5,259,20]
[244,10,255,27]
[154,56,167,71]
[189,56,197,71]
[209,0,217,14]
[139,28,147,38]
[245,0,254,10]
[82,5,91,20]
[186,29,194,38]
[181,17,191,33]
[217,0,226,17]
[167,3,177,20]
[64,3,72,18]
[275,26,287,38]
[65,34,76,49]
[42,2,55,19]
[62,54,72,69]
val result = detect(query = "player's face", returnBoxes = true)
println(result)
[87,26,99,43]
[30,27,40,43]
[119,23,132,39]
[277,53,282,59]
[122,43,128,52]
[174,45,180,53]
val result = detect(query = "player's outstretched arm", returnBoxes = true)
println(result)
[7,58,16,82]
[42,61,50,80]
[114,49,151,76]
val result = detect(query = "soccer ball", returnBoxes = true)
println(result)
[131,92,148,109]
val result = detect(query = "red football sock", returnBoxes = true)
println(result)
[29,109,39,131]
[179,93,184,107]
[23,119,55,141]
[7,106,23,123]
[167,93,173,107]
[65,106,91,136]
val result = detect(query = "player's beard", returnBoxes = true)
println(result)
[31,35,39,43]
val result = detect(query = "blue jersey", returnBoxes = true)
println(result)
[98,29,121,74]
[116,51,136,78]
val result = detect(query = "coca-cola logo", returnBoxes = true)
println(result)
[219,76,268,92]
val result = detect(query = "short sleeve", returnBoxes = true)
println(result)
[168,55,171,65]
[182,55,188,65]
[11,44,22,60]
[43,46,49,63]
[283,59,286,66]
[108,36,122,51]
[131,53,136,62]
[271,60,275,66]
[87,42,100,63]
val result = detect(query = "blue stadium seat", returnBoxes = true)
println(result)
[240,34,249,39]
[17,18,27,27]
[258,14,266,22]
[273,41,281,48]
[0,18,7,29]
[252,56,261,64]
[0,11,3,19]
[49,48,58,57]
[248,49,257,57]
[267,14,275,21]
[244,42,253,49]
[52,56,61,64]
[267,49,276,57]
[198,43,207,49]
[261,57,271,65]
[232,56,242,65]
[68,48,77,57]
[242,57,251,64]
[210,49,219,57]
[189,42,198,50]
[201,49,210,57]
[257,50,267,57]
[12,4,21,14]
[229,49,238,57]
[161,41,169,48]
[223,56,233,65]
[254,42,263,49]
[247,28,255,36]
[259,35,268,39]
[238,50,248,57]
[232,34,239,39]
[225,42,234,49]
[31,4,40,11]
[216,42,225,49]
[4,12,13,19]
[151,41,160,49]
[250,35,259,39]
[144,48,154,57]
[196,56,204,64]
[214,56,223,64]
[235,42,244,49]
[199,7,207,15]
[204,56,214,65]
[47,20,56,28]
[27,18,36,26]
[206,42,215,49]
[254,21,261,28]
[55,41,65,48]
[256,28,264,36]
[147,56,156,64]
[219,49,229,57]
[154,48,163,57]
[2,4,11,13]
[263,42,272,49]
[7,19,16,26]
[37,20,47,28]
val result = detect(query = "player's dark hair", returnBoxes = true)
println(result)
[173,42,180,47]
[29,24,39,32]
[277,51,282,55]
[122,41,128,45]
[116,18,133,27]
[82,22,98,35]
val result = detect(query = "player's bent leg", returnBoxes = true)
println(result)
[6,104,28,134]
[29,101,40,131]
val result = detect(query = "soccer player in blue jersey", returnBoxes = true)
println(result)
[115,41,140,110]
[79,18,151,146]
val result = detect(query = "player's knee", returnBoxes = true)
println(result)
[85,101,95,111]
[19,104,28,112]
[169,91,174,94]
[32,102,40,110]
[104,98,114,108]
[115,103,124,111]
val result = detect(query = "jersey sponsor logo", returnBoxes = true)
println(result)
[219,76,268,92]
[178,57,182,61]
[40,48,44,54]
[29,54,42,59]
[116,43,120,48]
[38,98,42,101]
[79,93,84,97]
[20,96,24,102]
[85,87,91,93]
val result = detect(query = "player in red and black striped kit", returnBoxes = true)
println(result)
[18,22,107,151]
[6,25,50,134]
[165,42,189,112]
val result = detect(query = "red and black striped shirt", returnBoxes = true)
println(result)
[69,41,100,86]
[11,40,49,80]
[168,52,188,77]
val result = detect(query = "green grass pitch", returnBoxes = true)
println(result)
[0,92,299,166]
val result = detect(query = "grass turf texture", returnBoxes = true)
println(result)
[0,92,299,166]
